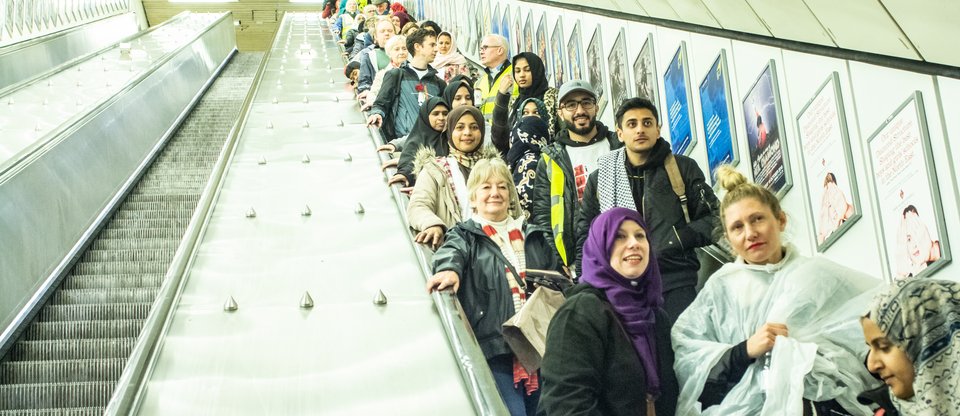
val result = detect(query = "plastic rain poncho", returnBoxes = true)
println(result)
[671,245,883,416]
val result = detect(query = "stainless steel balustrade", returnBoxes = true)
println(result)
[0,12,138,94]
[110,12,507,415]
[0,11,237,358]
[0,11,217,168]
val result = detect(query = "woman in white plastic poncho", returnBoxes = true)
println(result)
[671,165,883,416]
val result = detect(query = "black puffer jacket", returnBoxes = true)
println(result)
[577,138,720,291]
[432,219,562,359]
[529,123,621,269]
[538,284,678,416]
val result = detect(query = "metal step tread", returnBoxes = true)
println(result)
[0,358,127,384]
[0,381,115,410]
[6,339,136,362]
[37,303,152,322]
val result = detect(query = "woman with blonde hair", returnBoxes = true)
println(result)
[672,165,882,415]
[427,156,560,416]
[361,34,406,110]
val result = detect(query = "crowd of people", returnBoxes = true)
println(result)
[327,2,960,415]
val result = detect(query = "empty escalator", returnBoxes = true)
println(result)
[0,52,263,414]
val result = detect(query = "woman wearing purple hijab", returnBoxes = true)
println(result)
[538,208,678,416]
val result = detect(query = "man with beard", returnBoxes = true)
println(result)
[530,80,622,275]
[577,98,720,319]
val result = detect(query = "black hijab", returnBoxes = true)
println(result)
[443,75,475,108]
[397,97,450,182]
[512,52,549,106]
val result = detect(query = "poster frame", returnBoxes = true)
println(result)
[698,49,740,186]
[662,42,698,156]
[607,28,630,116]
[586,24,607,115]
[742,60,793,199]
[866,91,952,279]
[796,72,862,252]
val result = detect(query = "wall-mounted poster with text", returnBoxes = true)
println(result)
[698,50,738,184]
[797,73,862,251]
[867,92,951,279]
[566,21,583,83]
[607,29,630,116]
[742,60,792,198]
[550,18,565,88]
[633,33,659,109]
[536,13,549,75]
[663,42,696,155]
[586,25,607,115]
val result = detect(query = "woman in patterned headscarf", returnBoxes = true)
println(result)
[506,116,550,218]
[862,278,960,415]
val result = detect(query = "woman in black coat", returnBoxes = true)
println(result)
[538,207,678,416]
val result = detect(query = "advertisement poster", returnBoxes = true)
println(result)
[479,0,488,50]
[550,18,565,88]
[698,50,738,184]
[513,8,522,57]
[536,14,549,77]
[742,61,792,197]
[607,29,630,115]
[633,33,659,108]
[797,73,861,250]
[464,0,476,56]
[586,25,607,114]
[501,4,511,53]
[492,4,500,35]
[663,42,696,155]
[566,21,583,83]
[868,93,951,279]
[523,11,534,53]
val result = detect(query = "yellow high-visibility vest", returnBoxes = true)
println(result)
[475,64,518,121]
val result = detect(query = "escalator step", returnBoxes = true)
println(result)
[24,320,144,341]
[0,381,115,410]
[38,303,151,322]
[60,274,162,290]
[89,238,178,251]
[0,407,103,415]
[98,227,187,240]
[113,201,200,214]
[123,193,199,204]
[50,288,160,305]
[72,261,170,275]
[113,209,198,220]
[0,358,127,384]
[6,339,136,361]
[81,248,175,263]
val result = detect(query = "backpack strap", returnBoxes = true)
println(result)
[664,153,691,224]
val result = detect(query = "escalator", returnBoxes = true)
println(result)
[0,52,263,414]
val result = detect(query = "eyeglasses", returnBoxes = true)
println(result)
[479,44,500,52]
[561,99,597,111]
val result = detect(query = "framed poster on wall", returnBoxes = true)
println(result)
[633,33,659,109]
[663,42,697,156]
[742,60,792,198]
[698,50,739,185]
[513,7,522,57]
[492,4,500,35]
[479,0,489,50]
[566,20,583,83]
[867,92,951,279]
[585,25,607,115]
[500,4,511,53]
[550,17,565,88]
[536,13,549,77]
[797,72,862,251]
[607,29,630,115]
[523,10,534,53]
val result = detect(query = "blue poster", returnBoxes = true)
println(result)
[699,51,738,184]
[742,61,790,196]
[663,43,695,155]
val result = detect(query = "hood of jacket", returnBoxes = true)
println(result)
[555,120,617,148]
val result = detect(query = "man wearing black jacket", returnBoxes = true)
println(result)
[530,81,622,273]
[577,98,720,320]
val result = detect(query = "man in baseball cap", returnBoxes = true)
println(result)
[530,79,622,274]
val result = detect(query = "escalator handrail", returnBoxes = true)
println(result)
[103,17,279,416]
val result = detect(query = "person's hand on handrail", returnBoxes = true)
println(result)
[366,113,382,127]
[377,143,396,153]
[381,158,398,171]
[414,225,445,250]
[427,270,460,293]
[387,173,408,187]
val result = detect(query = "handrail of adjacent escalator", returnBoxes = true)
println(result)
[0,11,221,180]
[103,23,277,416]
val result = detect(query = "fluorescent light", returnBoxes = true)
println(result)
[168,0,237,3]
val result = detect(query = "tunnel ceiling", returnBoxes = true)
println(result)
[141,0,960,68]
[544,0,960,68]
